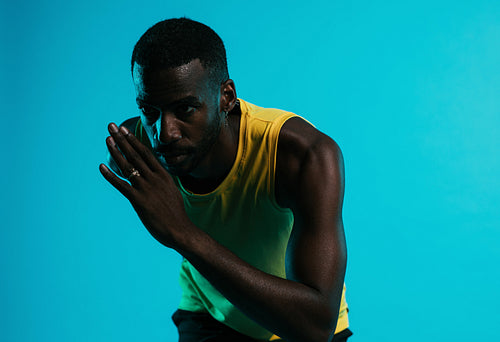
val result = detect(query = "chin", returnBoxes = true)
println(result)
[165,166,189,177]
[162,159,196,177]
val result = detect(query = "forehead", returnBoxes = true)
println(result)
[132,59,213,105]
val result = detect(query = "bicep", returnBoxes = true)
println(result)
[285,138,347,304]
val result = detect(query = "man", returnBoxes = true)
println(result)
[100,18,351,342]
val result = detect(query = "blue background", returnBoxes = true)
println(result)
[2,0,499,341]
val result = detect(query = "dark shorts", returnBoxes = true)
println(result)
[172,309,353,342]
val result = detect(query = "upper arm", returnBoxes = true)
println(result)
[276,117,347,309]
[106,116,140,176]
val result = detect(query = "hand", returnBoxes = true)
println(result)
[99,122,191,248]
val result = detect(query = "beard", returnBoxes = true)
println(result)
[154,109,224,177]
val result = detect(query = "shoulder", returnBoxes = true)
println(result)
[275,116,344,209]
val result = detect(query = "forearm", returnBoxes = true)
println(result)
[173,225,342,342]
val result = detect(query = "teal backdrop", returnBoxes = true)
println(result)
[2,0,499,341]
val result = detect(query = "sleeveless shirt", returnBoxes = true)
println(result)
[135,99,349,340]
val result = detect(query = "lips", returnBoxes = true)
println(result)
[154,150,189,166]
[160,151,185,158]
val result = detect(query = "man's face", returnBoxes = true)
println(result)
[132,59,223,177]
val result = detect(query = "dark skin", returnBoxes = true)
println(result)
[100,59,346,342]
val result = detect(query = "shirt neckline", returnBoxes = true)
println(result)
[175,99,248,199]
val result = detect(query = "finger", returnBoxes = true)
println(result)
[120,125,164,172]
[105,138,146,188]
[106,136,135,178]
[99,163,135,199]
[108,123,151,176]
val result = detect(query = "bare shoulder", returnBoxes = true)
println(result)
[275,116,344,209]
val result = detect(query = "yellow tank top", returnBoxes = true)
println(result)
[135,99,349,340]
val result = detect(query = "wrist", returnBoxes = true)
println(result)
[170,219,203,255]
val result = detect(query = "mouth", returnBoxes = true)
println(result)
[154,150,189,166]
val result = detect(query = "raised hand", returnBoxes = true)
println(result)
[99,123,193,248]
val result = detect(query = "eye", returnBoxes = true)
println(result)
[175,104,196,117]
[139,106,160,123]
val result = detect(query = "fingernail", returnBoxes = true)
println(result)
[109,123,119,133]
[106,136,116,146]
[120,126,130,134]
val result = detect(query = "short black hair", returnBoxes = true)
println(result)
[131,18,229,85]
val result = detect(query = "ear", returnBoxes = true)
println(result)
[219,79,237,113]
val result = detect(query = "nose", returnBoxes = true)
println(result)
[155,113,182,144]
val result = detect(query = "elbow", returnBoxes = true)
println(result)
[279,303,337,342]
[313,291,342,342]
[306,307,339,342]
[319,312,339,342]
[307,326,336,342]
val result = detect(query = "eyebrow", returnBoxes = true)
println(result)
[136,96,201,108]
